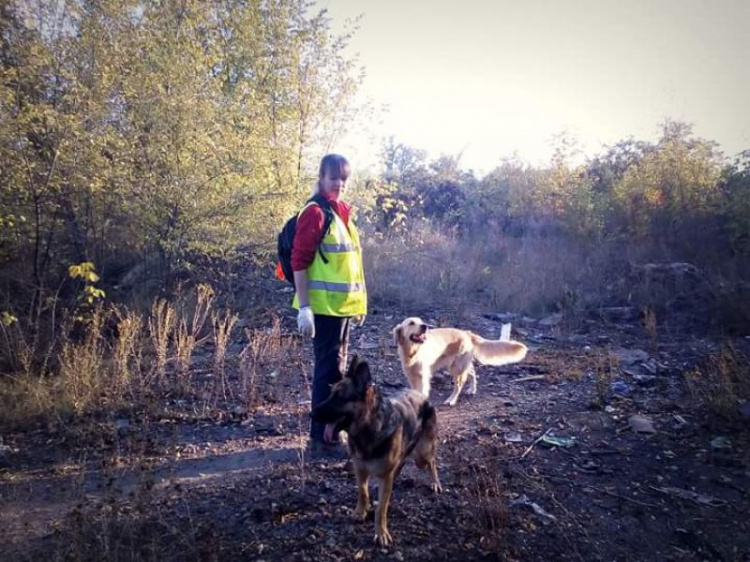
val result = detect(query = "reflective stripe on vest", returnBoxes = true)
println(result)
[319,242,356,253]
[307,280,366,293]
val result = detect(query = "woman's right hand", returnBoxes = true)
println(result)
[297,306,315,338]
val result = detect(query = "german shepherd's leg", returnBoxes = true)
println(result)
[374,471,396,546]
[466,362,478,395]
[414,439,443,493]
[353,465,370,521]
[427,456,442,493]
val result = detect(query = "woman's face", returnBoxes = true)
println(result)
[319,168,348,200]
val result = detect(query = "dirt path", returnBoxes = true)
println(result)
[1,314,749,561]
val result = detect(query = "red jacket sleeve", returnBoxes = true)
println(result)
[291,199,352,271]
[291,205,324,271]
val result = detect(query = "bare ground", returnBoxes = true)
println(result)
[1,303,749,562]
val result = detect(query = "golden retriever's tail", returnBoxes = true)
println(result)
[469,333,528,366]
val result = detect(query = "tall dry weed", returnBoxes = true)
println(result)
[684,342,750,422]
[58,308,109,415]
[112,306,144,399]
[148,299,176,386]
[174,284,214,388]
[212,309,238,401]
[238,315,290,408]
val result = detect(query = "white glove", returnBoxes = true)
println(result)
[352,315,366,327]
[297,306,315,338]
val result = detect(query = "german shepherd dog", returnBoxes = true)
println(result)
[394,317,528,406]
[310,354,442,546]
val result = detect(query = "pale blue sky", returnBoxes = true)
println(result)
[318,0,750,174]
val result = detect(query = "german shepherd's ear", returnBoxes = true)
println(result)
[347,355,372,394]
[345,353,362,380]
[392,325,403,346]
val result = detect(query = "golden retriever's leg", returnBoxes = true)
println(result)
[419,366,431,398]
[374,472,396,546]
[444,356,472,406]
[444,372,467,406]
[407,369,422,393]
[466,363,478,395]
[353,465,370,521]
[407,365,431,397]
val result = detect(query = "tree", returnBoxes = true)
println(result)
[611,120,723,241]
[0,0,363,299]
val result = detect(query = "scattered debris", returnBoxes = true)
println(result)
[539,313,563,327]
[649,486,726,507]
[709,436,732,450]
[611,381,630,395]
[512,375,547,383]
[509,494,558,523]
[628,415,656,434]
[539,435,576,449]
[500,323,512,341]
[519,428,553,460]
[612,348,649,365]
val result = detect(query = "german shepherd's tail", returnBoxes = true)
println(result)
[397,400,438,477]
[418,401,438,438]
[469,333,528,366]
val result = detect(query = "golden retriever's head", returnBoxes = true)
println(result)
[393,317,431,347]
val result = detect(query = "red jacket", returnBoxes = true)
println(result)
[291,193,352,271]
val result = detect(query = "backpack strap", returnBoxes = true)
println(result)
[305,194,335,264]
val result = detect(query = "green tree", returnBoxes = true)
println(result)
[612,120,723,241]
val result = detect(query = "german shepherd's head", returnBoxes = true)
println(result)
[310,354,374,431]
[393,317,433,347]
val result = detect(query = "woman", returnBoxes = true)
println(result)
[292,154,367,458]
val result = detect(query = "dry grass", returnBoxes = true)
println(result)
[460,455,510,554]
[148,298,176,387]
[684,342,750,423]
[211,309,239,401]
[175,284,215,388]
[0,285,265,430]
[590,349,617,410]
[363,224,605,317]
[238,315,297,409]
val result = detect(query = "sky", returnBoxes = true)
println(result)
[316,0,750,175]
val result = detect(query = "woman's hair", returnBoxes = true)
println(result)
[312,154,351,195]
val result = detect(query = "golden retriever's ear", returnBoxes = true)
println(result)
[393,325,403,346]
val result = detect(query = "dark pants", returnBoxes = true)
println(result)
[310,314,350,443]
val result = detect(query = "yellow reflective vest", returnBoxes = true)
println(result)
[293,202,367,317]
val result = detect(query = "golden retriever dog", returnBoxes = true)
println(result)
[393,317,528,406]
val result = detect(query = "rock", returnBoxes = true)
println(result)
[612,348,649,365]
[611,381,630,395]
[599,306,639,323]
[483,312,517,322]
[539,313,563,327]
[628,414,656,434]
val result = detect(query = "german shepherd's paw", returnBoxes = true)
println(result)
[352,505,369,521]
